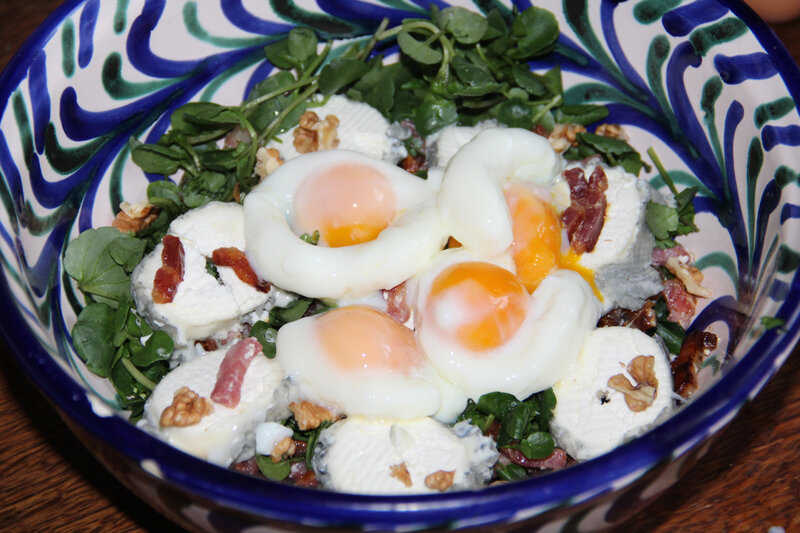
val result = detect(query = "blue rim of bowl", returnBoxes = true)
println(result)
[1,0,799,529]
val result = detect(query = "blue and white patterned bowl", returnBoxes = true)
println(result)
[2,0,799,531]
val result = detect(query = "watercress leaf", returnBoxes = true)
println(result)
[147,180,185,215]
[131,142,184,176]
[130,330,174,366]
[540,65,563,97]
[64,227,138,305]
[451,55,498,95]
[511,64,547,97]
[112,293,131,347]
[476,391,517,419]
[577,132,634,157]
[646,201,679,241]
[555,104,609,126]
[264,38,298,70]
[71,303,116,377]
[518,431,555,460]
[270,298,312,326]
[496,463,528,481]
[250,321,278,358]
[656,318,686,355]
[256,455,292,481]
[619,151,646,176]
[495,98,533,128]
[198,143,246,172]
[287,27,318,64]
[397,30,443,65]
[181,170,235,208]
[414,93,458,137]
[108,235,146,272]
[438,6,488,44]
[125,308,152,338]
[484,9,509,55]
[504,401,532,440]
[170,102,226,134]
[318,57,370,96]
[508,6,559,59]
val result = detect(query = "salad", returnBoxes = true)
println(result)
[64,4,718,493]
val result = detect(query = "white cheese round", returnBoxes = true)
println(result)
[550,326,674,461]
[142,347,289,467]
[312,417,497,495]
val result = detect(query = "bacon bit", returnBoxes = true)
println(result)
[651,244,691,266]
[112,200,158,234]
[210,337,262,408]
[662,278,696,328]
[561,166,608,254]
[152,235,185,304]
[382,283,411,324]
[671,330,718,399]
[500,447,568,471]
[232,457,260,476]
[271,437,296,463]
[399,154,426,173]
[531,124,550,138]
[446,236,462,249]
[224,125,252,148]
[288,461,319,488]
[486,420,502,441]
[196,338,219,351]
[254,147,284,180]
[424,470,455,492]
[159,387,214,427]
[665,256,712,298]
[292,439,308,457]
[390,463,413,487]
[289,401,341,431]
[211,247,270,293]
[598,300,657,332]
[607,355,659,412]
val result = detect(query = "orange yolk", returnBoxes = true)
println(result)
[504,184,598,296]
[426,262,529,352]
[293,163,397,247]
[316,306,424,373]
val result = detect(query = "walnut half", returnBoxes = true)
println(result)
[607,355,658,412]
[390,463,412,487]
[289,401,340,431]
[293,111,340,153]
[160,387,214,427]
[112,200,158,234]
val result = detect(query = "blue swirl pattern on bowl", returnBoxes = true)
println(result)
[1,0,799,530]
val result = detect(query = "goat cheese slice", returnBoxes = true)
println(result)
[312,417,498,494]
[564,163,662,312]
[142,346,289,467]
[550,326,674,462]
[131,202,273,347]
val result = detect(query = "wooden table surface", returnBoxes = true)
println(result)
[1,2,800,532]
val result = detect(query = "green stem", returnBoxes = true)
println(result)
[121,358,157,391]
[240,76,319,113]
[647,146,678,196]
[530,93,563,125]
[258,84,319,144]
[301,41,332,81]
[357,18,390,61]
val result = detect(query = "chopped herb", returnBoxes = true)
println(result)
[646,147,699,248]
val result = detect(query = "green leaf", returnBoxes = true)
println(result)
[438,7,488,44]
[495,98,533,128]
[496,463,527,481]
[503,402,532,440]
[131,142,184,176]
[555,104,609,126]
[71,303,116,376]
[414,93,458,137]
[64,227,140,305]
[397,30,443,65]
[318,57,370,96]
[646,201,679,240]
[270,298,312,326]
[511,64,548,97]
[264,38,298,70]
[299,230,320,245]
[147,179,185,215]
[181,170,235,209]
[287,27,318,64]
[250,321,278,358]
[508,7,559,59]
[108,235,146,272]
[130,330,174,366]
[451,55,499,95]
[518,431,555,460]
[476,391,517,420]
[256,455,292,481]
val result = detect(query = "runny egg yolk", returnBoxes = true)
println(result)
[293,163,397,247]
[426,261,529,352]
[503,183,596,295]
[316,305,425,373]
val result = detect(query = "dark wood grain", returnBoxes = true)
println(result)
[0,3,799,532]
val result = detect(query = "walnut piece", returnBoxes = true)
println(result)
[665,256,712,298]
[594,123,628,140]
[424,470,455,492]
[390,463,412,487]
[607,355,658,412]
[548,123,586,153]
[289,401,340,430]
[254,147,284,180]
[293,111,340,153]
[112,200,158,233]
[159,387,214,427]
[271,436,296,463]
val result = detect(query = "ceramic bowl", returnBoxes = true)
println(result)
[2,0,799,531]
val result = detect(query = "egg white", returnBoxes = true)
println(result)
[413,249,602,401]
[243,150,449,300]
